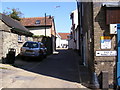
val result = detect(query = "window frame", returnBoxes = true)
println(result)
[35,20,41,24]
[18,35,23,43]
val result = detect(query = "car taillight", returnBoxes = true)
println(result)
[20,48,24,52]
[20,48,22,52]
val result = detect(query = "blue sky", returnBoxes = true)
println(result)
[1,2,77,33]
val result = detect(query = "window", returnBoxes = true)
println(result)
[25,37,28,41]
[35,20,40,24]
[23,42,38,48]
[18,35,22,42]
[106,8,120,24]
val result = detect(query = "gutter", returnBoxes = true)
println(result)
[12,28,33,36]
[102,2,120,7]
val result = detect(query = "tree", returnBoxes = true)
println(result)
[3,8,23,21]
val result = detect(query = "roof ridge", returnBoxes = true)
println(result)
[21,17,50,19]
[60,32,69,34]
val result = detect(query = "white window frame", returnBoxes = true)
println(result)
[18,35,22,43]
[25,37,28,41]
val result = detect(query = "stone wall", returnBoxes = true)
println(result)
[0,31,3,60]
[2,31,33,58]
[78,1,118,87]
[93,3,116,85]
[0,20,33,61]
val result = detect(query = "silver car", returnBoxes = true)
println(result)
[20,41,47,59]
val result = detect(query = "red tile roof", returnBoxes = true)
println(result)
[58,33,70,40]
[20,17,53,27]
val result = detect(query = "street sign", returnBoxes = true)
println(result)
[110,24,117,34]
[100,36,111,49]
[96,51,117,56]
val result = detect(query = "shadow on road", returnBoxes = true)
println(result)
[14,49,81,83]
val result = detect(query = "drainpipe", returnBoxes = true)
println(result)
[76,1,81,56]
[45,13,46,37]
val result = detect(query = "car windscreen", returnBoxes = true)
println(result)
[23,42,38,48]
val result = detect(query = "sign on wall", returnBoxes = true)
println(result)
[110,24,117,34]
[96,51,117,56]
[100,36,111,49]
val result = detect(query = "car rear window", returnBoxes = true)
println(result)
[23,42,38,48]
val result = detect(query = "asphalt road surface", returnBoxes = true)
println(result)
[1,49,88,88]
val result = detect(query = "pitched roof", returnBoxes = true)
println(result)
[58,33,70,40]
[20,17,53,27]
[1,14,33,36]
[102,2,120,7]
[56,33,61,38]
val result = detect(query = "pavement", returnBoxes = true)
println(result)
[0,49,91,89]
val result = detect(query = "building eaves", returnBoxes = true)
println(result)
[102,2,120,7]
[56,32,61,39]
[58,33,70,40]
[0,14,33,36]
[20,17,53,27]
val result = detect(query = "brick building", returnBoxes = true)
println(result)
[76,1,120,88]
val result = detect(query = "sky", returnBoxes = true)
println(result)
[1,1,77,33]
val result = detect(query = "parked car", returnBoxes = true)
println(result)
[20,41,47,59]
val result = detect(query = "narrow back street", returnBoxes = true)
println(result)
[24,49,80,83]
[1,1,120,89]
[1,49,89,88]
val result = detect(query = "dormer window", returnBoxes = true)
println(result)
[35,20,40,24]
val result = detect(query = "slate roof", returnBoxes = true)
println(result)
[58,33,70,40]
[20,17,53,27]
[0,14,33,36]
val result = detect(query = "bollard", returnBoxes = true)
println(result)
[99,71,109,89]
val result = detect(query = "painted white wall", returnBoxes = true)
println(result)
[28,27,51,37]
[61,39,68,44]
[56,38,68,48]
[56,33,68,48]
[56,37,61,48]
[69,9,79,50]
[56,33,61,48]
[60,39,68,48]
[72,9,78,29]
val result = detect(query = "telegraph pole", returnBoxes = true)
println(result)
[45,13,46,37]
